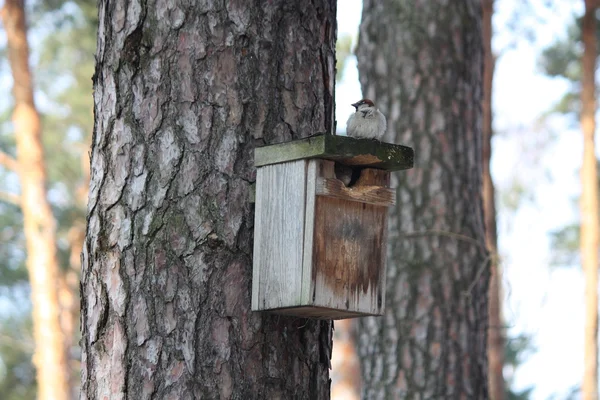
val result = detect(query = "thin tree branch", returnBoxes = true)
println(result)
[0,150,19,172]
[0,333,34,351]
[0,190,20,206]
[391,229,499,298]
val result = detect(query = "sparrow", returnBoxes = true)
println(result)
[346,99,387,140]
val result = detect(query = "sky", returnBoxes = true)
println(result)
[337,1,587,399]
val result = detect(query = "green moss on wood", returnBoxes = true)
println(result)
[254,134,414,171]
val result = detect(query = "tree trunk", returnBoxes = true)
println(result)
[60,222,85,397]
[1,1,70,399]
[355,1,489,398]
[581,1,599,399]
[331,320,361,400]
[482,1,504,399]
[81,1,336,398]
[61,143,91,398]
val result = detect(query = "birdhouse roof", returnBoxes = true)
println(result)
[254,134,414,172]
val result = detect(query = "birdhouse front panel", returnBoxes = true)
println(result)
[311,161,389,316]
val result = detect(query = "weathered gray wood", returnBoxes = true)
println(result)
[252,160,307,310]
[251,179,262,309]
[254,134,414,171]
[301,159,318,305]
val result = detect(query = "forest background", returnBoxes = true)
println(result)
[0,0,592,399]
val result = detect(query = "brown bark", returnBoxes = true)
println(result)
[60,144,90,398]
[355,1,489,398]
[59,222,85,396]
[581,1,599,399]
[482,1,504,399]
[0,150,19,172]
[81,1,336,398]
[0,1,70,399]
[331,320,361,400]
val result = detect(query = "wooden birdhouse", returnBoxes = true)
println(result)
[252,134,414,319]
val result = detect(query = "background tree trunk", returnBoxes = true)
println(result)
[355,1,489,398]
[331,320,361,400]
[581,1,599,399]
[482,1,505,399]
[1,1,70,399]
[81,1,336,398]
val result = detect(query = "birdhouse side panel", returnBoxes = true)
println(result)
[252,161,310,310]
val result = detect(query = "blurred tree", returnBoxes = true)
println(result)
[579,1,599,398]
[81,1,335,398]
[540,3,600,398]
[354,0,489,397]
[336,33,353,81]
[33,3,97,393]
[0,0,70,398]
[0,0,96,398]
[538,10,600,116]
[504,335,534,400]
[331,319,360,400]
[539,9,600,269]
[482,1,506,399]
[549,223,580,266]
[0,313,36,400]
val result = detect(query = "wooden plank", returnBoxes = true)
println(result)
[316,161,394,206]
[301,159,318,304]
[254,134,414,171]
[264,306,379,320]
[309,160,388,315]
[311,195,387,315]
[252,160,307,310]
[316,178,395,206]
[251,174,263,310]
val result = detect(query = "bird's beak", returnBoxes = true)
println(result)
[351,102,359,109]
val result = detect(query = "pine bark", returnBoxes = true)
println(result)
[355,1,489,398]
[482,1,504,399]
[581,1,599,399]
[81,1,336,398]
[1,1,70,399]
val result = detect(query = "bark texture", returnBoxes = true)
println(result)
[81,1,336,399]
[581,1,599,399]
[1,1,71,399]
[331,320,360,400]
[356,1,489,398]
[482,1,505,399]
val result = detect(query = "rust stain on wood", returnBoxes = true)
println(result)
[316,178,395,206]
[313,197,385,298]
[344,154,382,165]
[312,161,388,308]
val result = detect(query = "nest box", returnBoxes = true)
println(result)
[252,134,414,319]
